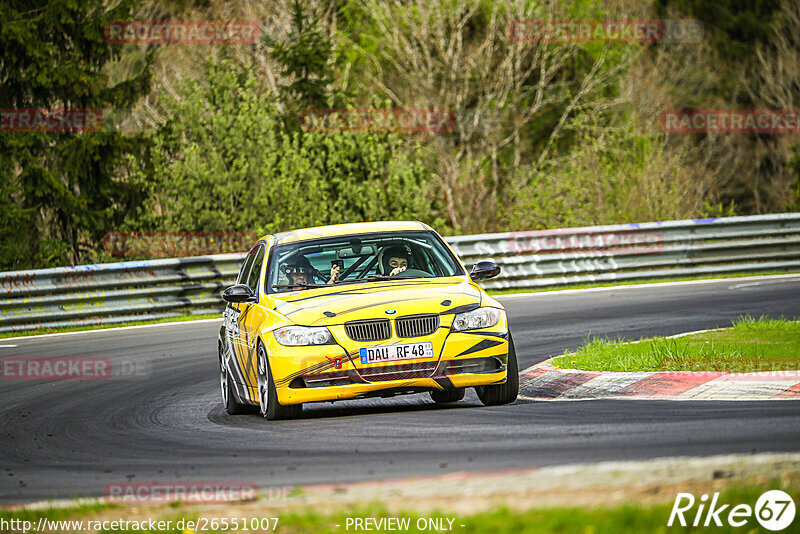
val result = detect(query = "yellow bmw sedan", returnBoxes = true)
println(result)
[217,221,518,420]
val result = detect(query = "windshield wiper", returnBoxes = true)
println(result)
[369,275,419,281]
[337,275,420,284]
[272,283,330,289]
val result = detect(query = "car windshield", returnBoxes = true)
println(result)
[267,230,464,293]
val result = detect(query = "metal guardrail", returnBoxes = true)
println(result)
[1,214,799,333]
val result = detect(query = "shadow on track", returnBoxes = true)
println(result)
[207,392,529,427]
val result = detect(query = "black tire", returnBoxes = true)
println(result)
[256,343,302,420]
[430,387,466,404]
[476,333,519,406]
[219,344,257,415]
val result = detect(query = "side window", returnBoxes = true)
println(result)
[245,245,265,293]
[237,247,258,285]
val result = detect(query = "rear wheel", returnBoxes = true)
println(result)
[430,388,466,404]
[257,343,302,420]
[476,333,519,406]
[219,344,256,415]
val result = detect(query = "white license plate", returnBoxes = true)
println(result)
[359,342,434,364]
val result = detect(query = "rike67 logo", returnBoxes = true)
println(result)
[669,490,796,531]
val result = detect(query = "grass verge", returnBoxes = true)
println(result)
[1,479,796,533]
[553,315,800,372]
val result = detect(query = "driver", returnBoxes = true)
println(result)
[381,246,412,276]
[282,256,339,289]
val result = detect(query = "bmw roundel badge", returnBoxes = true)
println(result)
[385,309,396,315]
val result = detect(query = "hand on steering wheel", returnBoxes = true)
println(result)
[389,265,407,276]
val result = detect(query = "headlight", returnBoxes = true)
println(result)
[451,307,500,332]
[274,326,334,346]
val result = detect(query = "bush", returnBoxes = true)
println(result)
[499,113,711,230]
[126,59,446,242]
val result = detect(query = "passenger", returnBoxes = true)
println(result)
[381,246,411,276]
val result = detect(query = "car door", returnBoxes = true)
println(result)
[236,243,266,390]
[224,245,258,392]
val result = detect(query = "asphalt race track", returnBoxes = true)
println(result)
[1,275,800,504]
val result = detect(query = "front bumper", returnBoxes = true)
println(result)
[277,368,507,404]
[257,310,510,405]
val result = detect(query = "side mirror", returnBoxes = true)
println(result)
[469,260,501,281]
[222,284,256,303]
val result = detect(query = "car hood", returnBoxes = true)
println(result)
[269,277,484,326]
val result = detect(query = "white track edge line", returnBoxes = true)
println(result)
[494,273,800,299]
[6,318,223,341]
[517,394,798,402]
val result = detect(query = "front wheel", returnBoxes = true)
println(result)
[257,344,302,420]
[476,333,519,406]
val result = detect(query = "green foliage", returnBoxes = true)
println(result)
[128,59,444,238]
[656,0,782,59]
[268,1,342,115]
[789,146,800,211]
[2,0,798,270]
[0,0,153,270]
[499,114,699,230]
